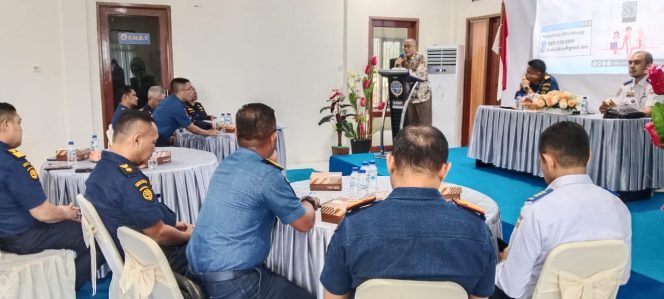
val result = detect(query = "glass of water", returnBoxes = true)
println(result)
[148,151,158,169]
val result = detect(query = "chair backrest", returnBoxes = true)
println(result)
[117,226,183,299]
[107,123,114,147]
[76,194,124,274]
[532,240,628,299]
[355,279,467,299]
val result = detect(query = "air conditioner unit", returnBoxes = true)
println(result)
[427,45,465,147]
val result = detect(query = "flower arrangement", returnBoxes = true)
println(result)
[531,90,579,111]
[342,56,384,141]
[645,65,664,148]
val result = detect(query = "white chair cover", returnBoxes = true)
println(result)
[0,249,76,299]
[355,279,467,299]
[77,194,124,297]
[117,226,182,299]
[532,240,628,299]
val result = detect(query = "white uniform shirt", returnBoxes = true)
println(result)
[495,174,632,299]
[612,75,663,109]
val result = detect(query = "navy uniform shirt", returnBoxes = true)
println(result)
[84,150,176,251]
[186,102,212,130]
[186,148,305,273]
[0,142,46,237]
[152,95,192,145]
[320,187,496,297]
[514,74,560,98]
[140,104,155,115]
[111,104,131,128]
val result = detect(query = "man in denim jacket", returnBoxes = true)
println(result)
[320,126,496,299]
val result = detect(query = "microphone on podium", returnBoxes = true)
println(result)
[399,53,405,59]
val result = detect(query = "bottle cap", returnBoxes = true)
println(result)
[352,167,359,171]
[359,169,366,173]
[68,141,74,145]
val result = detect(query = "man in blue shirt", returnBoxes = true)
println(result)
[514,59,559,99]
[85,110,194,274]
[320,126,496,299]
[187,103,317,299]
[152,78,217,146]
[0,102,95,290]
[111,85,138,128]
[186,87,214,130]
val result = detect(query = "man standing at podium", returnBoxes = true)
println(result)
[394,39,432,126]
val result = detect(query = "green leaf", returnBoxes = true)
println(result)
[318,115,334,126]
[652,103,664,138]
[319,106,331,113]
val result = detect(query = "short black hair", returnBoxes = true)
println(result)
[113,110,154,141]
[538,121,590,168]
[170,77,190,94]
[528,59,547,73]
[392,126,449,174]
[236,103,277,147]
[0,102,17,124]
[118,85,134,98]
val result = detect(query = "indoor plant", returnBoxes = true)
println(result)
[345,56,384,153]
[319,89,354,155]
[531,90,579,114]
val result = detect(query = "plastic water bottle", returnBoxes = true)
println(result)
[349,167,359,198]
[368,160,378,193]
[360,161,368,173]
[90,134,100,152]
[580,96,589,115]
[220,113,227,132]
[226,113,233,125]
[358,169,368,197]
[67,141,77,166]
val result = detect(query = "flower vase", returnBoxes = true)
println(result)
[543,108,573,115]
[350,139,372,154]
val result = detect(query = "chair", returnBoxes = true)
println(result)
[355,279,467,299]
[532,240,628,299]
[116,226,183,299]
[106,123,114,147]
[77,194,124,298]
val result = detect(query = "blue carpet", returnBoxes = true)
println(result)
[329,147,664,298]
[287,168,318,182]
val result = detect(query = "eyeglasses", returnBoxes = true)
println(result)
[403,45,414,48]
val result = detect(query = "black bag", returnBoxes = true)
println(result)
[604,106,645,119]
[174,272,206,299]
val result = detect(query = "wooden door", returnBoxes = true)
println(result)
[462,15,501,146]
[97,3,173,145]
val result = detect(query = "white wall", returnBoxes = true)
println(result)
[1,0,500,168]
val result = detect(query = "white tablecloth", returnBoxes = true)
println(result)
[174,128,287,169]
[0,249,76,299]
[266,176,502,298]
[39,147,218,223]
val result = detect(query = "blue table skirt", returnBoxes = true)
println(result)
[329,153,389,176]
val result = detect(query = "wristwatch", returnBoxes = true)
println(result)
[301,196,320,210]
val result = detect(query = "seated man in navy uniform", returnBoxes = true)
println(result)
[85,110,194,275]
[599,51,663,117]
[0,102,96,290]
[492,121,631,299]
[152,77,217,146]
[139,85,166,115]
[185,87,214,130]
[514,59,559,99]
[320,126,496,299]
[187,103,316,299]
[111,85,138,128]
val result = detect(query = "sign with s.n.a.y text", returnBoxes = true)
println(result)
[118,32,151,45]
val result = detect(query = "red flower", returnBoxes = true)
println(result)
[360,97,366,107]
[648,65,664,95]
[377,101,386,110]
[363,79,370,89]
[364,64,371,75]
[329,89,342,100]
[370,55,378,66]
[645,122,662,147]
[359,122,365,137]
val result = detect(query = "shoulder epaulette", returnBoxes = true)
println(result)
[116,163,138,177]
[544,74,551,80]
[262,158,284,171]
[624,79,634,85]
[451,198,485,217]
[526,188,553,203]
[6,149,26,159]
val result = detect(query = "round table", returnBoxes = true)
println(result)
[266,176,502,298]
[39,147,218,223]
[174,128,287,168]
